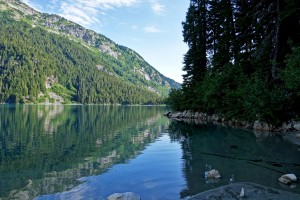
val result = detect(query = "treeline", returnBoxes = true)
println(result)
[0,11,162,104]
[168,0,300,124]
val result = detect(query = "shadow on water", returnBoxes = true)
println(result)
[168,119,300,198]
[0,105,169,199]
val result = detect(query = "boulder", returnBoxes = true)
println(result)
[293,122,300,131]
[172,112,183,118]
[278,174,298,185]
[253,120,272,131]
[282,122,293,132]
[107,192,141,200]
[281,174,297,182]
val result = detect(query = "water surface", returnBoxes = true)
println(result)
[0,105,299,199]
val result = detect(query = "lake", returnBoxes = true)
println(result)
[0,105,299,199]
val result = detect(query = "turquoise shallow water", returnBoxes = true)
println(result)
[0,105,299,199]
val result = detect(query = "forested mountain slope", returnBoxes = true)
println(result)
[0,0,180,104]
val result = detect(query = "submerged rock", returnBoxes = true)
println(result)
[107,192,141,200]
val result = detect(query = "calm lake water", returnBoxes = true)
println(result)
[0,105,300,200]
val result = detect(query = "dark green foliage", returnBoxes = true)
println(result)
[169,0,300,124]
[0,12,164,105]
[166,89,185,111]
[280,47,300,119]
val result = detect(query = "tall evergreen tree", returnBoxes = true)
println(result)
[208,0,236,69]
[182,0,208,88]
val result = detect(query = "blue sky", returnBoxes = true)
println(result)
[20,0,189,83]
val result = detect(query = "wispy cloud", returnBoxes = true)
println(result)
[150,0,165,15]
[59,3,101,26]
[59,0,138,26]
[144,25,163,33]
[22,0,139,27]
[74,0,138,10]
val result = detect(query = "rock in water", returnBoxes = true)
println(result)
[278,174,298,185]
[206,169,221,179]
[281,174,297,182]
[107,192,141,200]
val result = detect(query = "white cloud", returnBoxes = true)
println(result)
[74,0,138,9]
[150,0,165,15]
[144,25,163,33]
[59,3,100,26]
[56,0,138,27]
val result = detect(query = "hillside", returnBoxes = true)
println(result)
[0,0,180,104]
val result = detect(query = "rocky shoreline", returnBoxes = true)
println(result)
[165,111,300,133]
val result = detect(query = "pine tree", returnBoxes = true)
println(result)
[182,0,208,88]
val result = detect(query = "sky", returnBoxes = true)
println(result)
[20,0,190,83]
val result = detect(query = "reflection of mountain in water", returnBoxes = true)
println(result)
[36,105,65,134]
[168,120,300,198]
[0,105,168,200]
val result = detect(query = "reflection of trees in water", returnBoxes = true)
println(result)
[168,120,300,198]
[0,105,168,199]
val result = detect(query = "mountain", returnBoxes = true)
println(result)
[0,0,180,104]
